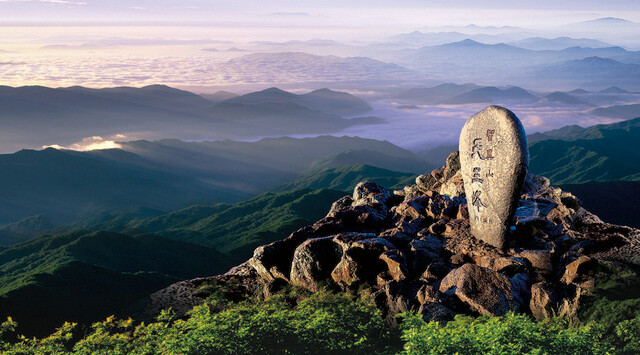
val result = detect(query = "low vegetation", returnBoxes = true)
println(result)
[1,287,638,354]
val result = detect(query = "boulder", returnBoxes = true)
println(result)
[560,256,595,286]
[517,250,553,281]
[290,237,343,291]
[474,254,527,276]
[416,284,440,304]
[395,196,429,222]
[331,254,360,286]
[439,263,524,316]
[407,238,442,275]
[324,204,389,231]
[327,195,353,215]
[331,238,395,286]
[530,282,581,321]
[374,281,422,323]
[443,151,461,181]
[353,180,391,208]
[249,239,297,282]
[419,302,457,323]
[420,262,451,282]
[379,250,409,282]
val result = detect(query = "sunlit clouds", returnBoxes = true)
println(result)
[43,136,123,151]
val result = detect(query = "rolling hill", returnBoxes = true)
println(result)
[509,36,613,50]
[528,57,640,89]
[0,147,232,227]
[278,164,415,192]
[223,87,371,116]
[591,104,640,119]
[440,86,538,105]
[0,155,423,336]
[0,136,430,243]
[528,117,640,184]
[0,85,378,152]
[528,116,640,142]
[540,92,592,106]
[0,230,232,337]
[395,83,479,104]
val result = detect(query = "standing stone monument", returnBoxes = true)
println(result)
[459,105,529,249]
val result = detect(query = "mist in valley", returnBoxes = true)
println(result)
[1,1,640,156]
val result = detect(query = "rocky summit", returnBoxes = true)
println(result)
[142,151,640,324]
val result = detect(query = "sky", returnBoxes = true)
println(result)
[1,0,639,28]
[1,0,640,89]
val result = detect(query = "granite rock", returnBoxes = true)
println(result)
[459,105,529,249]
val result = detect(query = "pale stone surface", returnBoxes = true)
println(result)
[459,106,529,249]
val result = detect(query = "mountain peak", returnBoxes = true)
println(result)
[586,17,635,24]
[599,86,629,94]
[309,88,335,94]
[261,87,291,94]
[447,39,483,46]
[154,152,640,327]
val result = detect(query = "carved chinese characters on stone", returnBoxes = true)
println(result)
[459,106,529,249]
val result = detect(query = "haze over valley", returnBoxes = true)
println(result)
[2,5,640,155]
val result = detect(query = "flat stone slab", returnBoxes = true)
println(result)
[459,106,529,249]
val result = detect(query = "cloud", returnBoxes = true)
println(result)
[523,115,545,127]
[0,0,87,4]
[268,12,313,17]
[43,136,122,151]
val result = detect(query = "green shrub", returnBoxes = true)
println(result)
[0,290,397,354]
[4,290,638,354]
[610,317,640,355]
[400,312,611,355]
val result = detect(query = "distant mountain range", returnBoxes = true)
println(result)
[395,83,538,105]
[563,17,640,34]
[199,90,238,102]
[440,86,538,105]
[0,85,379,152]
[527,57,640,89]
[600,86,630,94]
[395,83,480,104]
[222,87,371,116]
[385,38,640,89]
[0,135,432,239]
[508,37,613,50]
[219,52,423,84]
[395,81,639,106]
[591,104,640,119]
[539,92,592,106]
